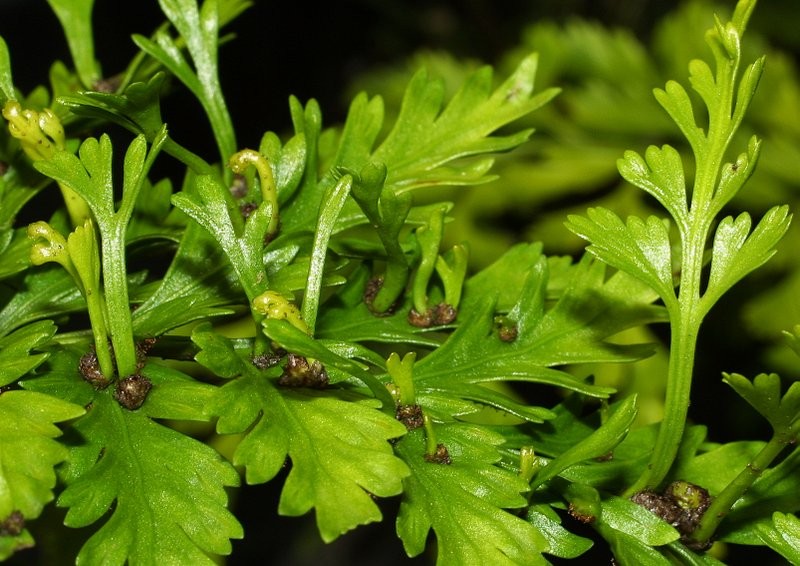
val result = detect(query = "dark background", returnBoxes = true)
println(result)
[3,0,798,170]
[2,1,798,564]
[3,0,797,155]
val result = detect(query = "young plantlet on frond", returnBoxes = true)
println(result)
[336,54,559,314]
[408,205,468,327]
[171,149,280,356]
[566,0,791,495]
[683,332,800,548]
[33,128,168,380]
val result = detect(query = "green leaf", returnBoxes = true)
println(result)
[652,80,704,154]
[755,512,800,563]
[62,73,166,139]
[58,390,242,564]
[317,294,443,349]
[461,242,546,313]
[133,222,240,336]
[675,440,763,495]
[59,73,212,174]
[1,217,44,279]
[0,525,34,562]
[414,250,661,422]
[18,347,96,407]
[526,505,593,559]
[703,206,792,312]
[617,144,688,228]
[602,525,673,566]
[302,173,352,333]
[276,97,323,232]
[132,0,239,162]
[0,390,84,521]
[711,135,761,217]
[0,35,14,104]
[191,323,246,379]
[0,320,56,386]
[0,266,85,338]
[723,372,800,433]
[562,483,672,565]
[530,395,637,489]
[395,423,548,565]
[373,53,560,194]
[663,541,727,566]
[262,318,397,409]
[258,129,307,205]
[208,360,409,542]
[565,208,675,302]
[172,174,270,301]
[35,131,167,378]
[46,0,100,87]
[601,495,679,546]
[139,361,218,421]
[35,135,112,217]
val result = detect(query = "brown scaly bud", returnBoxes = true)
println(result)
[114,374,153,410]
[396,404,424,430]
[278,354,329,389]
[408,303,457,328]
[424,443,452,465]
[252,349,286,370]
[364,276,400,316]
[0,510,25,536]
[79,348,111,389]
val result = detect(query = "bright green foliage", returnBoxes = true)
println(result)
[172,174,272,302]
[723,372,800,433]
[1,0,798,563]
[372,54,558,194]
[755,512,800,562]
[196,327,410,542]
[566,0,791,494]
[0,266,85,337]
[530,396,638,489]
[133,0,242,163]
[0,390,83,526]
[0,36,12,104]
[131,220,240,336]
[34,129,167,378]
[601,496,680,546]
[561,485,681,565]
[46,0,99,88]
[40,361,243,565]
[395,424,548,565]
[0,320,56,385]
[413,247,662,421]
[525,505,593,559]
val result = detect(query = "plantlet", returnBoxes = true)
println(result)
[0,0,798,564]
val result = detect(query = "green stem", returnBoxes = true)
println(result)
[691,431,794,543]
[102,228,137,377]
[411,207,445,314]
[422,414,439,458]
[162,137,216,177]
[698,417,799,542]
[626,307,701,495]
[373,255,409,313]
[86,291,115,379]
[626,28,742,491]
[386,352,417,405]
[252,312,270,357]
[518,446,539,485]
[302,174,352,335]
